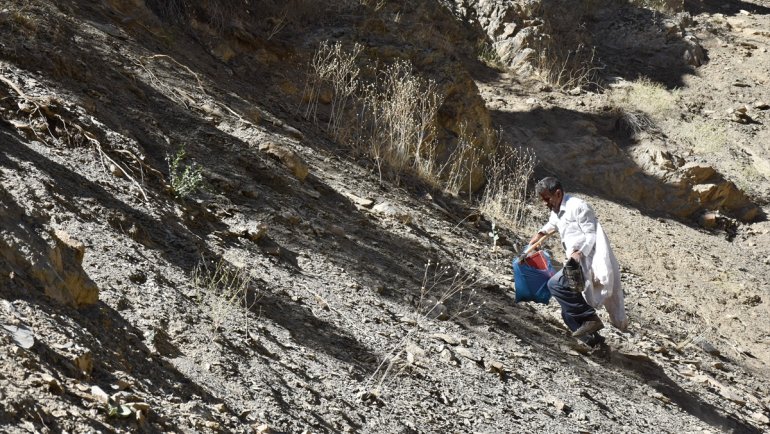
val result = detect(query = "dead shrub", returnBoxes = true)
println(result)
[363,261,483,400]
[535,41,602,91]
[304,41,363,142]
[438,122,485,200]
[192,258,261,335]
[357,60,443,185]
[478,143,537,230]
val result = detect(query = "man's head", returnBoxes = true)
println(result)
[535,176,563,213]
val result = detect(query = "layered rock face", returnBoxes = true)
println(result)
[0,198,98,308]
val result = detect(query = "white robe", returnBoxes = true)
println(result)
[580,222,629,331]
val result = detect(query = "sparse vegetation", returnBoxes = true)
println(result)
[357,60,443,184]
[416,261,483,321]
[610,77,679,117]
[438,122,485,199]
[364,261,483,400]
[303,40,363,142]
[192,258,260,335]
[306,41,488,193]
[477,41,506,70]
[670,119,728,154]
[609,77,680,133]
[167,146,204,199]
[305,42,500,198]
[536,42,602,91]
[479,144,537,230]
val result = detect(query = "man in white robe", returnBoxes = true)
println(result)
[529,177,628,347]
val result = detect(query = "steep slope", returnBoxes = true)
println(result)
[1,0,769,433]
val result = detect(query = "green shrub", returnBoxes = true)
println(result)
[167,146,203,198]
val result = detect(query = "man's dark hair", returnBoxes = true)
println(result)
[535,176,562,196]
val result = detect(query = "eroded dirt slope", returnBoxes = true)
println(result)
[0,0,769,433]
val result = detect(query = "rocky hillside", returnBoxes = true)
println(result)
[1,0,769,433]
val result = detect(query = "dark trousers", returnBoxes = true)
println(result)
[547,269,596,332]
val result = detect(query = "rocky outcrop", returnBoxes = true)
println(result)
[448,0,705,83]
[631,146,760,222]
[0,200,98,308]
[523,118,760,224]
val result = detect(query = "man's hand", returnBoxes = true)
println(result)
[570,250,583,262]
[528,232,546,246]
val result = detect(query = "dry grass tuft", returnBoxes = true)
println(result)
[304,42,501,199]
[536,43,601,91]
[192,258,260,335]
[478,144,537,230]
[357,60,443,184]
[669,118,727,154]
[303,41,363,142]
[609,77,679,133]
[610,78,679,118]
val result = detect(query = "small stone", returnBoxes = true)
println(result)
[245,224,268,242]
[259,142,309,181]
[487,360,505,374]
[439,348,458,364]
[344,193,374,208]
[110,164,125,177]
[255,424,271,434]
[203,421,221,430]
[752,412,770,424]
[455,346,480,362]
[112,378,132,391]
[42,374,63,394]
[405,343,425,364]
[214,403,227,413]
[280,212,301,225]
[650,391,671,404]
[128,402,150,412]
[328,225,346,238]
[719,386,746,405]
[372,202,412,224]
[2,324,34,349]
[74,350,94,376]
[90,385,110,404]
[693,337,720,355]
[432,333,461,346]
